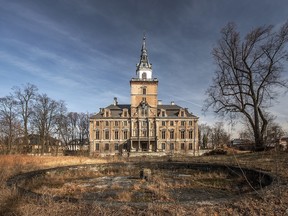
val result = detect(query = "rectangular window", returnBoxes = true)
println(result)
[161,111,165,117]
[95,131,100,140]
[115,131,119,140]
[105,131,109,140]
[181,111,184,117]
[189,130,193,139]
[123,131,128,139]
[161,130,166,139]
[189,143,193,150]
[115,121,119,126]
[142,130,147,137]
[115,143,119,151]
[180,131,185,139]
[162,143,166,150]
[95,143,99,151]
[96,121,100,126]
[181,143,185,150]
[181,121,185,126]
[170,131,174,139]
[134,130,138,137]
[189,121,193,126]
[123,121,128,126]
[170,143,174,150]
[105,121,109,127]
[170,121,174,126]
[105,143,109,151]
[162,121,165,126]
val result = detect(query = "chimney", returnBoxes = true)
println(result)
[158,100,162,105]
[171,101,175,105]
[113,97,118,106]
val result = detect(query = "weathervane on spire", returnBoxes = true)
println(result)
[142,32,147,51]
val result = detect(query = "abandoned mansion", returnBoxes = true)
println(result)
[89,37,199,156]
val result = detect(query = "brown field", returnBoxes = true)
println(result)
[0,149,288,216]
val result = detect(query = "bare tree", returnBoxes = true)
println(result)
[78,112,89,146]
[32,94,60,155]
[0,96,20,153]
[13,83,38,149]
[239,129,254,141]
[198,123,212,149]
[212,122,230,148]
[66,112,89,151]
[204,22,288,149]
[55,101,69,145]
[266,121,285,146]
[55,110,89,153]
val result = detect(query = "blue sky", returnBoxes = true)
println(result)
[1,0,288,133]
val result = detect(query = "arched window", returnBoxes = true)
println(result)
[170,130,174,139]
[142,72,147,79]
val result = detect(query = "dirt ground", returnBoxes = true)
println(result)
[0,149,287,216]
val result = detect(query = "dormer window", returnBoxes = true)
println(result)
[178,109,185,117]
[105,111,109,117]
[161,111,165,117]
[142,72,147,79]
[122,109,129,118]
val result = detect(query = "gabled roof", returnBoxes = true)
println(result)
[90,104,131,119]
[158,104,198,118]
[106,104,130,110]
[90,103,198,119]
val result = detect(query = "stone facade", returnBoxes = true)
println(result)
[89,37,199,156]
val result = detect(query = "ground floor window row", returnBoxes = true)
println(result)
[92,142,196,152]
[94,142,128,152]
[161,142,195,151]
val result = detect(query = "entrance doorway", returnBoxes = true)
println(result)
[141,142,148,151]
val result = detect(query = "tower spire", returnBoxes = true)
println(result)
[141,32,147,54]
[136,34,152,79]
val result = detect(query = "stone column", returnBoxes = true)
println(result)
[130,120,135,152]
[148,118,151,152]
[138,120,141,151]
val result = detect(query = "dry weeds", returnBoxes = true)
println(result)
[0,150,288,215]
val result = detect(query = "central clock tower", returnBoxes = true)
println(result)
[130,36,158,118]
[130,36,158,152]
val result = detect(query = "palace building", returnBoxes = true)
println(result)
[89,37,199,156]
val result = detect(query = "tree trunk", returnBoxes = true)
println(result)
[254,128,265,150]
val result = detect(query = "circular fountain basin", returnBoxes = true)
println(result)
[7,162,273,205]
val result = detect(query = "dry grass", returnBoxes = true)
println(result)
[0,151,288,215]
[116,191,133,202]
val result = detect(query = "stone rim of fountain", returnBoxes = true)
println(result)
[6,162,275,206]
